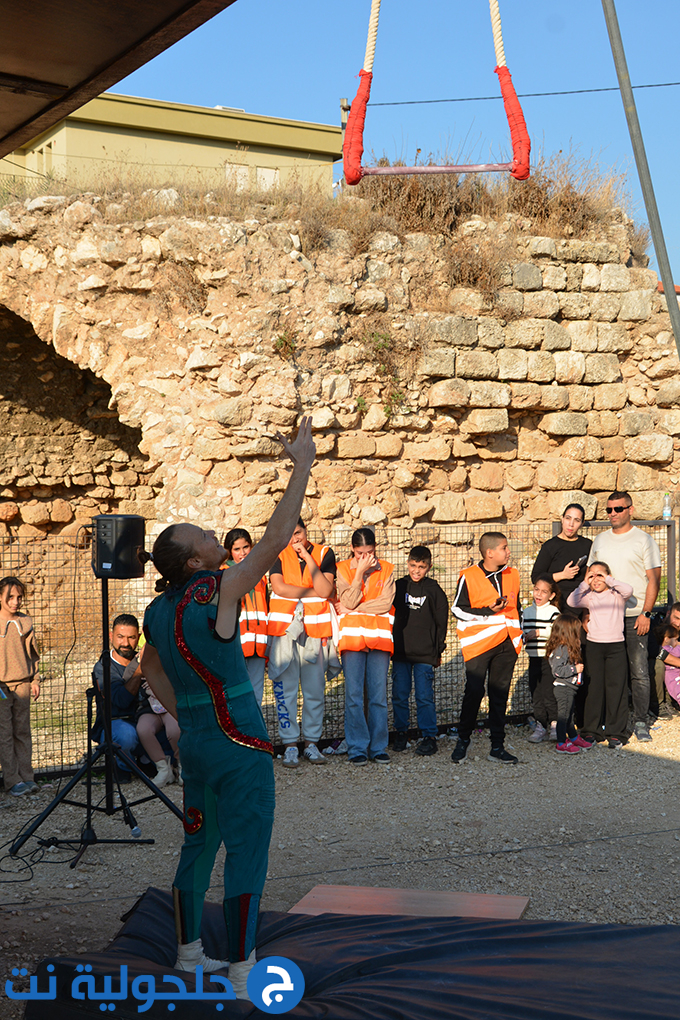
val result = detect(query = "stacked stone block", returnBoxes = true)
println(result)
[0,195,678,534]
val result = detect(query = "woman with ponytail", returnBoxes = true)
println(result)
[138,420,315,998]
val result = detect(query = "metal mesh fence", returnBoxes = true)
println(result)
[1,518,675,776]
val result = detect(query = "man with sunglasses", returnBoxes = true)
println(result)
[589,491,661,742]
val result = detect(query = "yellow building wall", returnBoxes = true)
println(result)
[1,93,341,194]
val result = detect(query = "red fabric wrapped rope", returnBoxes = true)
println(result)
[343,69,373,186]
[494,64,531,181]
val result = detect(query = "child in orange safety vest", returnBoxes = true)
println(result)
[223,528,269,705]
[450,531,523,766]
[268,518,337,768]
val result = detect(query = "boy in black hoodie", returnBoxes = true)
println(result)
[391,546,449,756]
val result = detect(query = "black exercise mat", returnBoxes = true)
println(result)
[24,885,680,1019]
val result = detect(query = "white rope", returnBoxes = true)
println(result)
[489,0,507,67]
[363,0,382,74]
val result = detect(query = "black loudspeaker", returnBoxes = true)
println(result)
[91,514,146,579]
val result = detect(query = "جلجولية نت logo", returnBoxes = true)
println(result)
[5,956,306,1013]
[247,957,306,1013]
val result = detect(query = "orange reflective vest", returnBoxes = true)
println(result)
[336,559,395,654]
[268,543,333,639]
[455,564,522,662]
[222,563,268,658]
[240,578,269,658]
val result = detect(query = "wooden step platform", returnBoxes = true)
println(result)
[289,884,529,920]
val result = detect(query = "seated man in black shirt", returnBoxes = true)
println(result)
[91,613,143,782]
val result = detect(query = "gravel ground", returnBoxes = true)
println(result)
[1,716,680,1018]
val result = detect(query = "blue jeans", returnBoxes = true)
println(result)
[391,660,437,736]
[111,719,140,773]
[342,649,390,759]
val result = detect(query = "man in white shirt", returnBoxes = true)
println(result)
[589,491,661,742]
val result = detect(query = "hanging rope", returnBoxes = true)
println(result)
[488,0,507,68]
[363,0,381,74]
[343,0,381,185]
[489,0,530,180]
[343,0,531,184]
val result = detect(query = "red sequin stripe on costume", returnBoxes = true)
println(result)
[183,807,203,835]
[183,797,203,835]
[174,575,273,755]
[239,893,254,960]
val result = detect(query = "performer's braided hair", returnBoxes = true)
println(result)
[143,525,195,592]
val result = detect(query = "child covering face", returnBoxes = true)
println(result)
[567,562,634,748]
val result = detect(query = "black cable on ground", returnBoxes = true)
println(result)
[265,823,680,882]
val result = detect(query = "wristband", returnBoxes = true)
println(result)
[659,649,669,662]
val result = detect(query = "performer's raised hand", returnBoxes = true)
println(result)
[276,417,315,473]
[219,417,317,624]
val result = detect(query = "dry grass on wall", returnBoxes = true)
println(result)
[1,150,648,275]
[356,151,632,241]
[445,234,514,304]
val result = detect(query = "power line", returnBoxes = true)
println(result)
[368,79,680,107]
[0,156,48,177]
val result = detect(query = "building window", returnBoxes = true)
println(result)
[256,167,279,191]
[225,164,250,192]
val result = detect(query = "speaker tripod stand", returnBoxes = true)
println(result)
[10,576,183,865]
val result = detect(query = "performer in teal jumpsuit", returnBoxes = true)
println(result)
[144,570,274,961]
[140,419,316,998]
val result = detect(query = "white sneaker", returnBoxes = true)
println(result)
[228,951,256,1000]
[549,722,558,742]
[153,757,174,788]
[282,746,300,768]
[175,938,229,973]
[303,743,327,764]
[528,722,547,743]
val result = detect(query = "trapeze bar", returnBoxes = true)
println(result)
[360,162,514,177]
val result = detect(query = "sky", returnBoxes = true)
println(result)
[114,0,680,278]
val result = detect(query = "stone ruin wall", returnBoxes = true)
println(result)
[0,306,153,535]
[0,193,679,557]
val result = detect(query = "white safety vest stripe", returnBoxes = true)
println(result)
[338,626,394,640]
[459,624,506,648]
[456,614,513,631]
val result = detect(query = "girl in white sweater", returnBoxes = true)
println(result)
[522,574,561,743]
